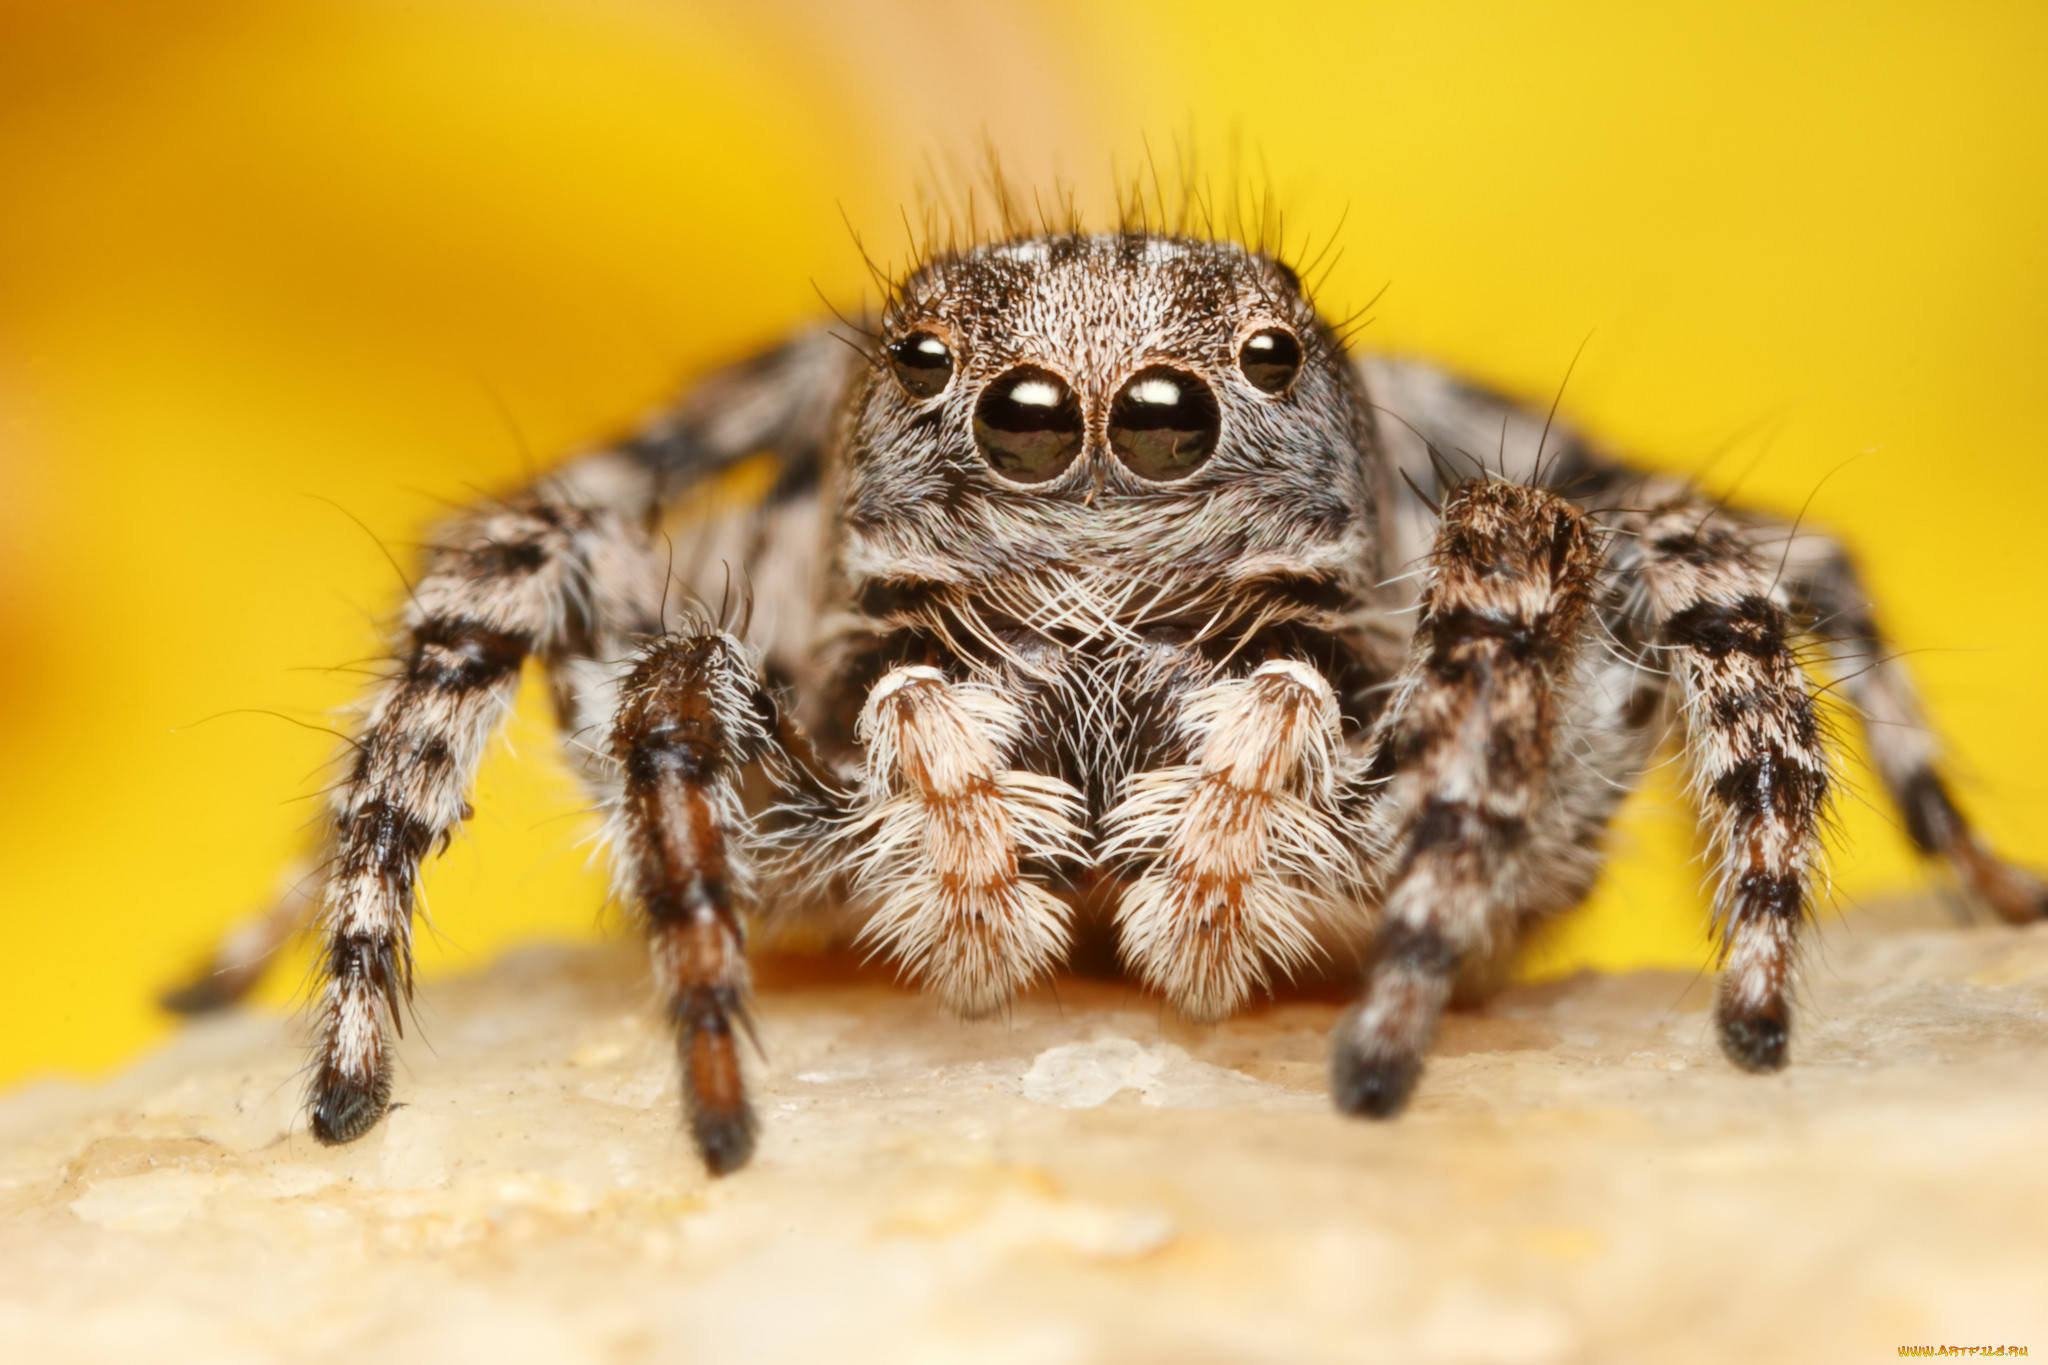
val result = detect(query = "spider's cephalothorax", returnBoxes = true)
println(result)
[171,229,2048,1175]
[809,236,1389,1021]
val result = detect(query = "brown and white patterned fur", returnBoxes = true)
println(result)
[170,231,2046,1175]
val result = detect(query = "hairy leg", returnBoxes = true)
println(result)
[172,331,847,1026]
[1620,499,1831,1071]
[308,454,662,1143]
[1446,620,1675,1006]
[161,861,323,1014]
[1332,481,1603,1117]
[848,667,1085,1018]
[606,629,774,1174]
[1775,527,2046,923]
[1105,659,1367,1021]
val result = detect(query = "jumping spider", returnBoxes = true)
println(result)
[170,227,2046,1175]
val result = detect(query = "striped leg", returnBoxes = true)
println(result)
[170,330,845,1025]
[850,668,1086,1018]
[1777,529,2047,924]
[161,860,323,1014]
[1333,482,1603,1117]
[308,455,660,1144]
[607,631,773,1175]
[298,333,857,1146]
[1627,502,1831,1071]
[1105,660,1364,1022]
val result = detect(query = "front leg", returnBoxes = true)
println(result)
[607,630,774,1175]
[1332,482,1604,1117]
[849,668,1086,1017]
[610,651,1082,1168]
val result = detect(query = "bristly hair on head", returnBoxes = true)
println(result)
[830,132,1351,323]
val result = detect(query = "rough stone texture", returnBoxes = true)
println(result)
[4,898,2046,1364]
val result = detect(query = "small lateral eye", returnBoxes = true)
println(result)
[1109,366,1220,481]
[887,331,953,399]
[974,366,1084,483]
[1239,328,1303,394]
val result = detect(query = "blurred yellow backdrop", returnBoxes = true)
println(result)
[3,0,2045,1087]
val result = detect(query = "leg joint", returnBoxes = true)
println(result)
[1708,752,1828,827]
[407,617,530,692]
[1661,595,1786,659]
[1371,919,1462,978]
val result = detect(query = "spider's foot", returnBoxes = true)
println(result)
[1329,1040,1426,1119]
[1331,924,1454,1119]
[688,1101,759,1177]
[1962,848,2048,926]
[308,1061,393,1145]
[160,958,267,1016]
[1716,998,1790,1073]
[160,976,237,1016]
[681,1014,758,1176]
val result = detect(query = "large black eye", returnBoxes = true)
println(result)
[887,331,953,399]
[1109,367,1220,481]
[974,366,1083,483]
[1239,328,1302,394]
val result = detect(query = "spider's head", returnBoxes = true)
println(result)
[833,231,1379,641]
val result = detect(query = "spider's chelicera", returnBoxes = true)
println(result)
[171,228,2047,1175]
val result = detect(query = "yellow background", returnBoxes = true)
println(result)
[3,0,2045,1086]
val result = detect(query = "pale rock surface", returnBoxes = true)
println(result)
[4,898,2047,1363]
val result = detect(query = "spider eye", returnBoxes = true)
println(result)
[974,366,1083,483]
[1109,366,1220,481]
[887,331,954,400]
[1238,328,1303,394]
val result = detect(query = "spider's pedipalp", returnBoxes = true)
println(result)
[1106,659,1370,1021]
[850,668,1086,1017]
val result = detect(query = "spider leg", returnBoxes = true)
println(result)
[1621,498,1832,1071]
[1366,353,2036,920]
[604,650,1086,1167]
[307,454,665,1144]
[1332,481,1604,1117]
[160,860,324,1014]
[1103,660,1371,1022]
[1444,604,1676,1005]
[174,331,849,1024]
[1775,527,2046,923]
[847,667,1086,1018]
[605,630,777,1175]
[161,326,847,1147]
